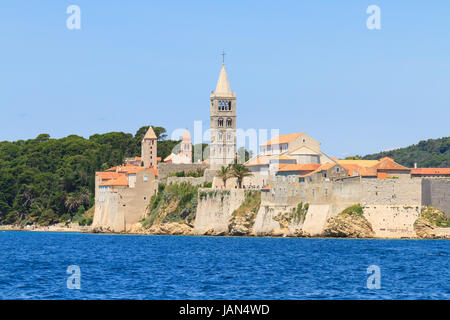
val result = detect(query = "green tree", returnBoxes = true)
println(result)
[230,164,253,188]
[217,166,231,188]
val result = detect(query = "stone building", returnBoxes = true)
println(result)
[92,126,159,232]
[209,63,236,167]
[141,126,158,169]
[163,130,192,164]
[243,132,335,187]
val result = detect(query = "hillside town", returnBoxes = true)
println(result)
[92,63,450,239]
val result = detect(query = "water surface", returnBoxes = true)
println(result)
[0,231,448,299]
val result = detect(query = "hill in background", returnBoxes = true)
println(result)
[363,137,450,168]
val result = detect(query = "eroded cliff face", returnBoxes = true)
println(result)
[194,189,246,235]
[414,207,450,239]
[96,181,450,239]
[228,191,261,235]
[323,205,375,238]
[253,202,310,237]
[121,182,199,235]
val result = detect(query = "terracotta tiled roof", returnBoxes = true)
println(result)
[336,159,380,168]
[340,164,361,176]
[245,155,271,167]
[411,168,450,175]
[157,157,161,162]
[271,155,294,161]
[260,132,304,146]
[315,163,336,171]
[261,186,271,191]
[277,164,321,172]
[96,171,121,180]
[105,166,117,172]
[121,167,145,174]
[147,167,158,176]
[100,174,128,186]
[298,163,333,177]
[375,157,410,171]
[358,166,378,177]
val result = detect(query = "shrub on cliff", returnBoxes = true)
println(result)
[143,182,200,227]
[323,204,374,238]
[341,204,364,217]
[170,168,205,178]
[417,207,450,228]
[228,191,261,235]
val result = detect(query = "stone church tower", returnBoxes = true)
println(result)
[141,126,157,168]
[180,130,192,163]
[210,64,236,166]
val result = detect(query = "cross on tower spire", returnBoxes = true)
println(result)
[221,50,226,65]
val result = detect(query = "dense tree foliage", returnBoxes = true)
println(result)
[363,137,450,168]
[0,126,179,225]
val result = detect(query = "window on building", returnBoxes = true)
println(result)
[325,188,328,196]
[336,167,340,173]
[226,118,232,127]
[218,118,224,127]
[143,175,148,182]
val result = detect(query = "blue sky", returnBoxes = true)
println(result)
[0,1,449,157]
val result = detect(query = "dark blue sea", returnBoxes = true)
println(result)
[0,231,448,300]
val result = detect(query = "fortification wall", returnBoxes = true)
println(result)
[253,204,297,235]
[93,171,157,232]
[363,205,420,238]
[193,189,245,234]
[166,176,206,186]
[361,178,422,206]
[92,187,124,232]
[421,179,450,216]
[302,204,332,235]
[158,163,208,181]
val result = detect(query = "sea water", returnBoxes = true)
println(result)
[0,231,448,299]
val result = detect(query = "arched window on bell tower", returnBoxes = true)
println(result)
[226,118,232,127]
[218,118,224,127]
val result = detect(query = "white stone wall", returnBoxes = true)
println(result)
[93,170,158,232]
[421,179,450,216]
[361,178,422,206]
[363,205,420,238]
[253,204,297,235]
[194,189,245,234]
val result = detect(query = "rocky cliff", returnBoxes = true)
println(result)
[92,180,449,239]
[414,207,450,239]
[323,204,375,238]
